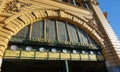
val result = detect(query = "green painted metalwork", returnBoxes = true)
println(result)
[65,60,69,72]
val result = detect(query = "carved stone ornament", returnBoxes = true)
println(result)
[90,0,99,5]
[84,16,97,28]
[5,0,32,12]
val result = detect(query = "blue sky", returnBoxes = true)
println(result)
[98,0,120,40]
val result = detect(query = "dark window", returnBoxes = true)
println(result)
[67,23,78,42]
[31,20,44,38]
[88,36,100,49]
[62,0,68,2]
[57,20,68,41]
[76,1,81,6]
[82,0,87,8]
[77,28,89,45]
[69,0,74,4]
[59,0,90,9]
[16,25,29,38]
[46,19,56,40]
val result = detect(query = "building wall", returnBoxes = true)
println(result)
[0,0,120,71]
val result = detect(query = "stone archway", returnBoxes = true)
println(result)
[0,9,104,62]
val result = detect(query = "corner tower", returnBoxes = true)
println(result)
[0,0,120,72]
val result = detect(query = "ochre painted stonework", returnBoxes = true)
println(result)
[0,0,120,68]
[0,9,103,57]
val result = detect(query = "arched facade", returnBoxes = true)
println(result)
[0,0,120,72]
[9,18,102,54]
[0,10,104,57]
[1,10,106,72]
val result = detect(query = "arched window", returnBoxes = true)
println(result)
[12,19,100,49]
